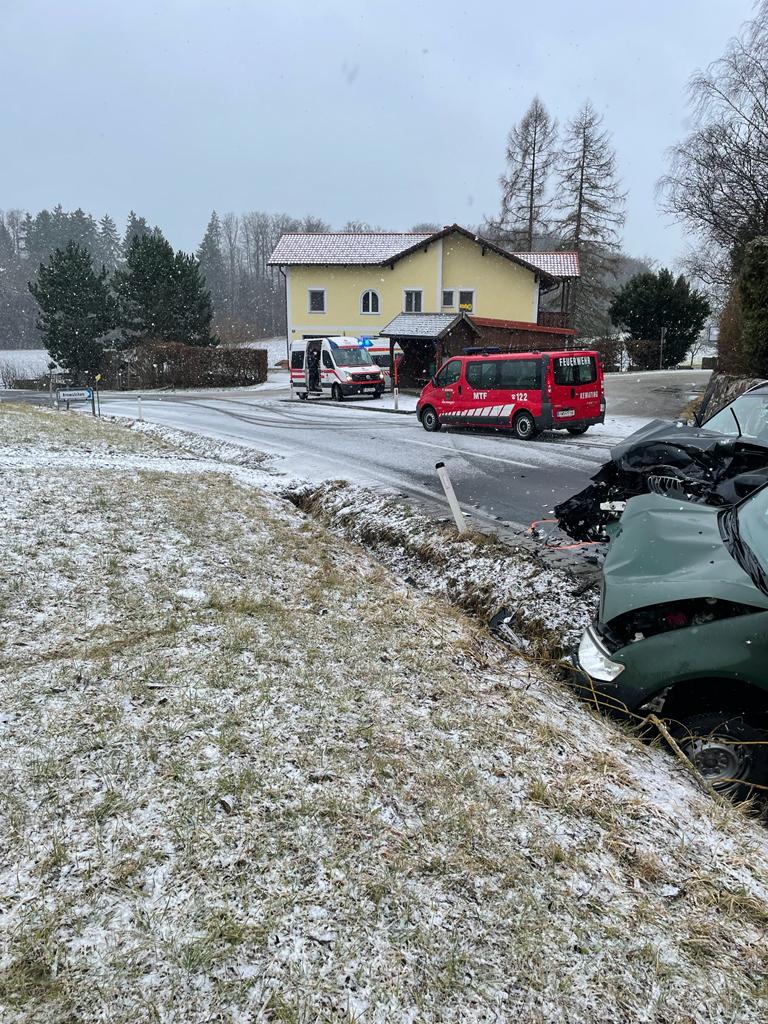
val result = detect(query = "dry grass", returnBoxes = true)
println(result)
[2,404,768,1022]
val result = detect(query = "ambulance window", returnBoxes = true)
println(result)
[290,350,304,369]
[498,359,539,389]
[466,361,497,388]
[322,351,333,368]
[553,355,597,385]
[435,360,462,387]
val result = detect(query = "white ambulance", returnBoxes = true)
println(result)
[289,337,386,401]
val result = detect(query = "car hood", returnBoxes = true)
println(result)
[601,492,768,622]
[609,419,734,460]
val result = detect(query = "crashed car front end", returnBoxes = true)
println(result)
[555,419,768,542]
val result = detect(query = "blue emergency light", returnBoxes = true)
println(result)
[359,337,373,348]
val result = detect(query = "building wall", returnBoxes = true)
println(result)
[287,245,440,340]
[284,230,540,340]
[440,232,539,322]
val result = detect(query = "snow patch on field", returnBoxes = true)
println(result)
[3,404,768,1022]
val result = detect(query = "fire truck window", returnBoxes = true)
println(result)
[290,350,304,369]
[498,359,539,389]
[322,351,333,368]
[553,356,597,385]
[466,361,497,388]
[435,360,462,387]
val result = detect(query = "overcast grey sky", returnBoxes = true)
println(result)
[0,0,755,265]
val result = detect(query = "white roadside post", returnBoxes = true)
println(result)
[137,396,144,422]
[435,461,467,534]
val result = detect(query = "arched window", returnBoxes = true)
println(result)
[361,289,380,314]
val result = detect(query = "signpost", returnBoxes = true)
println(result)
[56,388,95,416]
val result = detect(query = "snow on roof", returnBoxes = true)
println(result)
[512,251,581,278]
[268,232,432,265]
[381,312,478,339]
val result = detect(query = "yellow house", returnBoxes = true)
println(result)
[268,224,579,344]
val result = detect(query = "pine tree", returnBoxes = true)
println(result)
[123,211,151,251]
[497,97,557,251]
[97,214,122,271]
[554,101,626,335]
[115,230,216,347]
[196,211,227,316]
[28,242,115,374]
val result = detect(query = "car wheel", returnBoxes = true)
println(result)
[421,406,441,432]
[512,411,536,440]
[669,711,768,799]
[332,384,344,402]
[374,389,383,399]
[297,392,308,401]
[567,425,589,435]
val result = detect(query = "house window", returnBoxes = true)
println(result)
[458,290,474,312]
[404,289,422,313]
[308,289,325,313]
[442,289,455,308]
[361,289,380,314]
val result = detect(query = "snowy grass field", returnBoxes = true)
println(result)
[3,404,768,1022]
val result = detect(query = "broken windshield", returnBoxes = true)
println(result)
[704,394,768,441]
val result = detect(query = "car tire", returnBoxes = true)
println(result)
[421,406,441,432]
[567,425,589,435]
[669,711,768,800]
[332,384,344,402]
[374,389,383,399]
[512,411,536,440]
[297,392,308,401]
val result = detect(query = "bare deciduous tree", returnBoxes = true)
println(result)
[554,100,626,335]
[495,97,557,251]
[659,2,768,293]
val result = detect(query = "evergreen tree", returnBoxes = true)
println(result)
[123,211,151,251]
[28,242,115,374]
[609,268,710,369]
[97,214,122,271]
[739,236,768,375]
[554,101,626,335]
[196,211,227,313]
[115,230,216,347]
[496,96,558,251]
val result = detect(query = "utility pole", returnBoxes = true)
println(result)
[659,325,667,370]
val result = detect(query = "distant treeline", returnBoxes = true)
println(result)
[0,207,340,350]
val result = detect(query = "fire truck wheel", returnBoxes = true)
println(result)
[332,384,344,402]
[512,411,536,440]
[421,406,441,432]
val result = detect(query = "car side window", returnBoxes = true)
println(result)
[435,360,462,387]
[322,351,333,368]
[466,361,498,388]
[498,359,539,389]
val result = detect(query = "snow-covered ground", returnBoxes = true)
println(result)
[0,348,57,384]
[240,336,288,367]
[3,403,768,1022]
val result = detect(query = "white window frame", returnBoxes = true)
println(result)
[307,288,326,314]
[360,289,380,315]
[457,288,475,313]
[404,288,423,313]
[442,289,455,308]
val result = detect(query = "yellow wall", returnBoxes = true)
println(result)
[285,230,538,338]
[441,232,538,322]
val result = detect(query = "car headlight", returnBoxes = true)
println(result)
[578,626,625,682]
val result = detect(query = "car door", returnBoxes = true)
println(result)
[433,359,464,421]
[551,354,600,423]
[464,359,500,424]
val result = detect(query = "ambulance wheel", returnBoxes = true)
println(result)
[512,411,536,440]
[421,406,441,432]
[332,384,344,402]
[567,425,589,435]
[373,389,383,399]
[298,392,308,401]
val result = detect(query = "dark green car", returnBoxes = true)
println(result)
[574,484,768,796]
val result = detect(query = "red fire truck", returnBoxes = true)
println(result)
[416,350,605,439]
